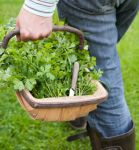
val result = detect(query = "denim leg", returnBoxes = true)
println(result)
[57,1,134,137]
[116,0,139,41]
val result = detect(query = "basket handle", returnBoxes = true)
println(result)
[1,25,84,50]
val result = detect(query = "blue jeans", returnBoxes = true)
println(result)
[58,0,139,137]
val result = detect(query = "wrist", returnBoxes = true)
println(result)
[23,0,58,17]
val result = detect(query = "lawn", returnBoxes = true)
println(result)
[0,0,139,149]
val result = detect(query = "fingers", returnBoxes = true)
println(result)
[16,28,52,42]
[16,20,21,41]
[20,29,32,41]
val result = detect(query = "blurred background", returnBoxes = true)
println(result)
[0,0,139,149]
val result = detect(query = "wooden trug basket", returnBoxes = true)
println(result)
[1,25,108,122]
[16,81,107,121]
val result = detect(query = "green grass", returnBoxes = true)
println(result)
[0,0,139,149]
[117,15,139,148]
[0,0,23,24]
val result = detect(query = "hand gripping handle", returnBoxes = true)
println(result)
[1,25,84,50]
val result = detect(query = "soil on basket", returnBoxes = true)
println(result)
[0,19,102,99]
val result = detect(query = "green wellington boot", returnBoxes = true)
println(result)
[87,121,135,150]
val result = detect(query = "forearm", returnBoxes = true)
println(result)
[23,0,59,17]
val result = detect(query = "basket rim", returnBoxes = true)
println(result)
[16,80,108,109]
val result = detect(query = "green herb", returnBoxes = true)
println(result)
[0,19,102,98]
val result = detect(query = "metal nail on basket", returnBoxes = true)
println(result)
[1,25,108,122]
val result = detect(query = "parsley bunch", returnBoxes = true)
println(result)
[0,19,102,98]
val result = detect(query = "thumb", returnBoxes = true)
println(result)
[16,20,21,41]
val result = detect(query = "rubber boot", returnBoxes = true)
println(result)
[87,121,135,150]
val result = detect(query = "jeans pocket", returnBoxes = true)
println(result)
[63,0,116,14]
[96,0,117,10]
[100,0,116,6]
